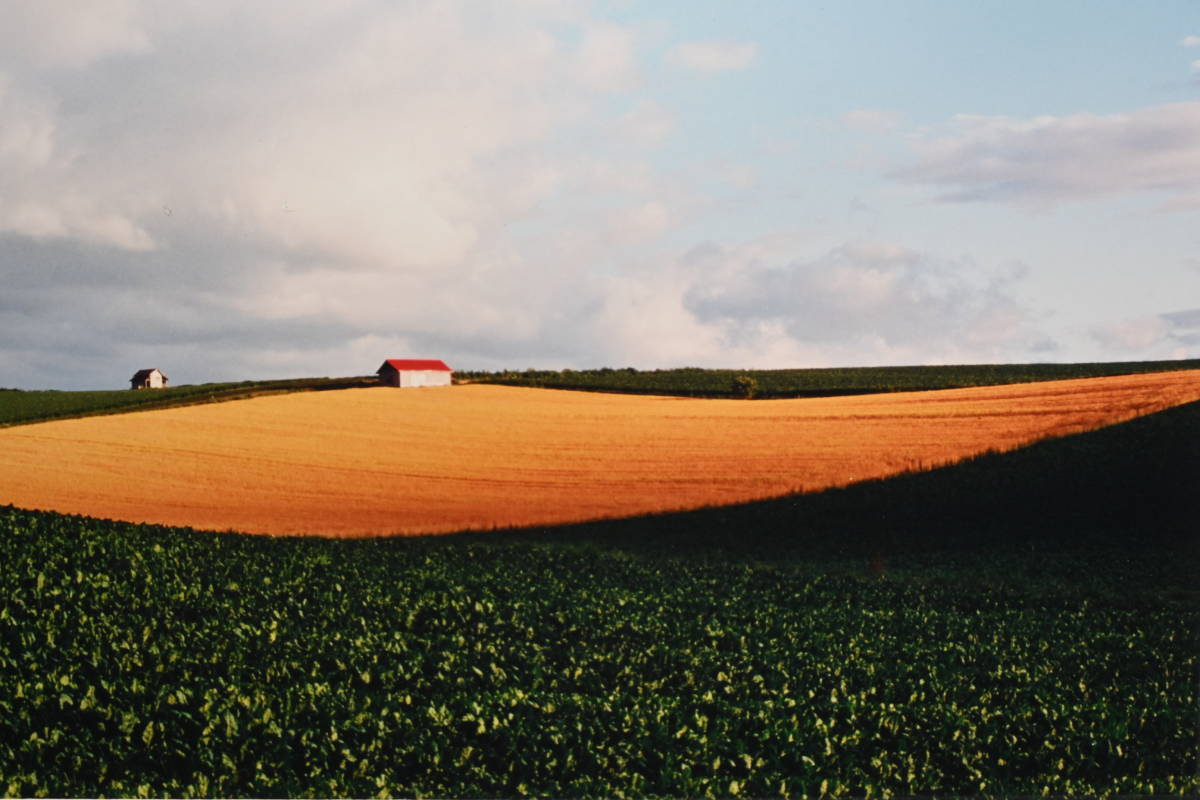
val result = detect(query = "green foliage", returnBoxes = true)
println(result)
[461,358,1200,398]
[732,375,759,399]
[0,401,1197,797]
[0,376,378,428]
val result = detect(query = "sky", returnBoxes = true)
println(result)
[1,1,1198,389]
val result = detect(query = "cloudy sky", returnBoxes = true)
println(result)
[2,1,1198,389]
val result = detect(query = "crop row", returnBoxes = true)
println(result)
[1,502,1196,798]
[462,359,1200,397]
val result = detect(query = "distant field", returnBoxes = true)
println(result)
[4,360,1198,429]
[1,370,1198,536]
[0,376,377,428]
[464,358,1200,397]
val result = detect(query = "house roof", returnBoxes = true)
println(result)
[131,368,166,381]
[378,359,452,372]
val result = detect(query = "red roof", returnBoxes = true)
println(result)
[379,359,452,372]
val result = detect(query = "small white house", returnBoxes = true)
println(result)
[376,359,453,388]
[130,368,168,390]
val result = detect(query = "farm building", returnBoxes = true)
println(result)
[130,368,168,390]
[377,359,453,388]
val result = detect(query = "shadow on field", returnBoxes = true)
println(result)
[487,400,1200,563]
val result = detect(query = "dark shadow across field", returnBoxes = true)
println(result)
[484,398,1200,565]
[1,401,1196,796]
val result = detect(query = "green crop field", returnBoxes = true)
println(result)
[1,399,1197,797]
[462,358,1200,397]
[0,377,378,428]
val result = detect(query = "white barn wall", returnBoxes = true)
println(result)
[131,368,168,389]
[398,369,452,387]
[377,359,453,388]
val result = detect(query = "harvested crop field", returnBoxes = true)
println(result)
[1,370,1198,536]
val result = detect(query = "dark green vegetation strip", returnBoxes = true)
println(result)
[462,358,1200,397]
[1,403,1197,797]
[5,360,1198,428]
[0,377,378,428]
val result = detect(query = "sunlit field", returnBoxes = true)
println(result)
[1,370,1197,536]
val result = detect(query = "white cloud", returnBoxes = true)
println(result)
[575,22,638,92]
[0,1,627,270]
[841,109,901,132]
[5,1,639,263]
[1164,308,1200,341]
[665,40,758,73]
[0,0,152,68]
[1091,316,1167,351]
[1091,309,1200,356]
[651,240,1047,366]
[7,2,1172,389]
[715,163,756,189]
[588,271,727,366]
[894,102,1200,208]
[608,201,672,242]
[1182,35,1200,47]
[0,1,687,387]
[0,74,156,250]
[614,100,674,147]
[0,76,56,168]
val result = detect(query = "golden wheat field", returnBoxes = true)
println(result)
[1,370,1198,536]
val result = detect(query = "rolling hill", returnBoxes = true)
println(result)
[1,370,1197,536]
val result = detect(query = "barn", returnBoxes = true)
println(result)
[376,359,453,388]
[130,368,169,390]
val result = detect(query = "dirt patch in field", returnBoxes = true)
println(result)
[1,370,1198,536]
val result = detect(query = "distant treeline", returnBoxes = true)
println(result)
[0,376,377,428]
[459,358,1200,398]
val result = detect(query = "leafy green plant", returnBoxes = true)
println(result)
[732,375,759,399]
[1,400,1197,796]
